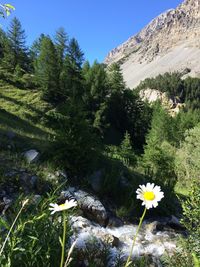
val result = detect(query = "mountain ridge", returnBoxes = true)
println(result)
[105,0,200,88]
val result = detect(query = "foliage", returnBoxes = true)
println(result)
[0,195,72,267]
[143,104,177,190]
[136,72,200,109]
[5,17,29,72]
[54,27,68,72]
[34,36,60,103]
[175,124,200,187]
[181,182,200,258]
[162,182,200,267]
[0,3,15,18]
[106,131,137,168]
[48,102,99,176]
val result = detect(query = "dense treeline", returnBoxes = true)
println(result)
[0,17,151,153]
[136,72,200,109]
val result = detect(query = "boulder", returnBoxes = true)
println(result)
[61,188,108,226]
[24,149,40,163]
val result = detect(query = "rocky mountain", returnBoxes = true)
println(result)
[105,0,200,88]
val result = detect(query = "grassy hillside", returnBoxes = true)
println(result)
[0,80,53,151]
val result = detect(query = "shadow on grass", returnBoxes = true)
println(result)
[0,93,48,119]
[0,109,49,138]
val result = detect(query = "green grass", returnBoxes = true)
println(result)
[0,80,53,151]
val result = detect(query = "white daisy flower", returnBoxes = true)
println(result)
[136,183,164,209]
[49,199,77,214]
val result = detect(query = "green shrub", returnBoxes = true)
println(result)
[181,182,200,258]
[175,124,200,187]
[162,181,200,267]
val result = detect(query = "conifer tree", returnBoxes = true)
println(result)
[0,28,7,59]
[143,103,176,189]
[119,131,137,167]
[35,36,60,103]
[67,37,84,69]
[55,27,68,72]
[6,17,29,72]
[107,63,126,93]
[29,34,46,68]
[60,38,84,101]
[83,61,108,121]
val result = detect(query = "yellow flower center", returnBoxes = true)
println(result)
[59,204,66,208]
[143,191,155,201]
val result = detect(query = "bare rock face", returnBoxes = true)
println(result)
[105,0,200,88]
[139,88,185,116]
[139,89,174,108]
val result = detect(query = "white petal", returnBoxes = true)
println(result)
[152,201,158,208]
[50,210,56,214]
[153,185,161,192]
[49,203,56,207]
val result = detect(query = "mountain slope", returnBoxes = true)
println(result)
[105,0,200,88]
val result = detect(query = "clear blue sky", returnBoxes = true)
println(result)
[1,0,183,63]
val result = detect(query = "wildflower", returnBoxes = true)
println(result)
[125,183,164,267]
[49,199,77,214]
[136,183,164,209]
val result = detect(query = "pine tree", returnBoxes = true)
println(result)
[35,36,60,103]
[6,17,29,72]
[120,131,137,167]
[29,34,46,69]
[83,61,108,122]
[143,103,176,189]
[67,37,84,69]
[55,27,68,72]
[107,63,126,93]
[0,29,6,59]
[52,100,98,176]
[60,38,84,101]
[145,103,173,147]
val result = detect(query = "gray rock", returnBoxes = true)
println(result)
[61,188,108,226]
[1,197,13,214]
[24,149,40,163]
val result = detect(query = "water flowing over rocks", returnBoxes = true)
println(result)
[69,214,181,267]
[61,187,184,266]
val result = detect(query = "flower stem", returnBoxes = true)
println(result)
[60,211,67,267]
[125,207,147,267]
[0,200,28,257]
